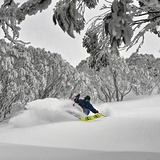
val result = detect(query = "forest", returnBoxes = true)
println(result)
[0,39,160,121]
[1,0,160,121]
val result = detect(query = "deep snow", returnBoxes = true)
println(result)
[0,95,160,160]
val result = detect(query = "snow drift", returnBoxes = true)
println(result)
[9,98,86,127]
[9,95,160,128]
[97,95,160,118]
[1,142,160,160]
[0,94,160,160]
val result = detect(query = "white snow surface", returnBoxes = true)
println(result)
[0,95,160,160]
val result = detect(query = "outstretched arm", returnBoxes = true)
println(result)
[74,94,80,103]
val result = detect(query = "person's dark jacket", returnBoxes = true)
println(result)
[74,95,98,114]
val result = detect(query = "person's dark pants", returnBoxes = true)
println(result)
[82,108,90,115]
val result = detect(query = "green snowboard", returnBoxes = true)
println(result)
[79,113,103,121]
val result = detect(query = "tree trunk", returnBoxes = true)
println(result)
[113,71,119,101]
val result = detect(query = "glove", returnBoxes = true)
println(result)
[75,94,80,99]
[95,110,99,113]
[74,94,80,102]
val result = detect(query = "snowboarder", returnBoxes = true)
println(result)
[74,94,99,115]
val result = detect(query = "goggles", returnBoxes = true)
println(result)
[85,99,90,102]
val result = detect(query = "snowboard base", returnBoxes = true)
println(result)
[79,113,103,121]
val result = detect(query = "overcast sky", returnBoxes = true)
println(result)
[1,1,160,66]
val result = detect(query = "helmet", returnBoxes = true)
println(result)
[84,95,91,101]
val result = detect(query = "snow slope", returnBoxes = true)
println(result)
[0,95,160,160]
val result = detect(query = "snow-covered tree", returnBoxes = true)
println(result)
[53,0,160,65]
[130,66,157,95]
[127,53,160,95]
[1,0,160,56]
[77,54,133,102]
[0,40,80,119]
[98,54,132,101]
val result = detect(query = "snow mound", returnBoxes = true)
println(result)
[9,98,85,127]
[98,95,160,118]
